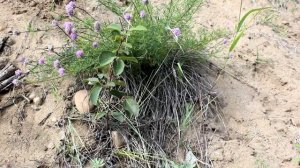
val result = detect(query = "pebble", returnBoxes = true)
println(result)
[28,92,36,100]
[74,90,94,114]
[33,97,42,106]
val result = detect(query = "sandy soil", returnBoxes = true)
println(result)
[0,0,299,167]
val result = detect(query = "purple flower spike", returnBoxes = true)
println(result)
[65,1,76,16]
[12,79,20,86]
[124,13,132,21]
[92,42,99,48]
[53,60,60,69]
[38,57,45,65]
[94,21,101,32]
[142,0,149,5]
[58,68,65,76]
[64,22,74,35]
[171,28,181,37]
[76,50,84,58]
[140,10,146,18]
[15,69,22,77]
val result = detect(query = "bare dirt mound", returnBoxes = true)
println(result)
[199,1,300,167]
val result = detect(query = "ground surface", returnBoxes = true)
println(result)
[0,0,299,168]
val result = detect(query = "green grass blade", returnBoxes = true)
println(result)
[236,7,271,32]
[229,31,244,52]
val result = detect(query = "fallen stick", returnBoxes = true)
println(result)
[0,63,16,81]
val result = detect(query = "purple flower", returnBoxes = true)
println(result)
[64,22,74,35]
[15,69,22,77]
[223,38,228,45]
[70,32,77,40]
[58,68,65,76]
[65,1,76,16]
[12,79,20,86]
[124,13,132,21]
[140,10,146,18]
[76,50,84,58]
[19,56,29,65]
[52,20,58,27]
[171,28,181,37]
[53,60,60,69]
[70,28,77,40]
[142,0,149,5]
[38,57,45,65]
[229,52,235,59]
[94,21,101,32]
[92,42,99,48]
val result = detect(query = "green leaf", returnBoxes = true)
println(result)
[105,81,115,87]
[113,80,126,86]
[110,90,128,98]
[97,73,104,79]
[99,51,116,67]
[123,42,133,48]
[236,7,271,32]
[229,31,244,52]
[113,59,125,76]
[90,85,102,105]
[119,56,138,63]
[129,25,147,31]
[107,23,122,33]
[123,98,140,117]
[112,111,125,122]
[87,77,100,85]
[95,111,107,120]
[295,144,300,149]
[176,62,184,78]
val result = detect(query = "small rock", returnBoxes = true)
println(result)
[47,142,55,150]
[111,131,126,149]
[28,92,36,100]
[33,97,42,106]
[6,38,16,46]
[0,24,7,31]
[292,118,300,127]
[30,1,38,7]
[74,90,94,114]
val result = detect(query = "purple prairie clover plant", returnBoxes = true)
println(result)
[64,22,74,35]
[124,13,132,21]
[65,1,76,16]
[12,79,20,86]
[15,69,22,77]
[76,50,84,58]
[53,60,60,69]
[58,68,65,76]
[171,28,181,38]
[142,0,149,5]
[92,42,99,48]
[140,10,146,18]
[38,57,45,65]
[94,21,100,32]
